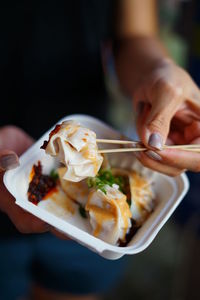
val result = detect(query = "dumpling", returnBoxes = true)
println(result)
[85,185,132,245]
[41,120,103,182]
[111,168,154,225]
[128,171,154,224]
[58,167,89,206]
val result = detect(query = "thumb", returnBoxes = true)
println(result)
[0,150,19,172]
[0,126,34,155]
[0,126,34,172]
[138,87,182,149]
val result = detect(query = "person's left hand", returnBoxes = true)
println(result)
[134,59,200,176]
[0,125,70,238]
[0,126,50,233]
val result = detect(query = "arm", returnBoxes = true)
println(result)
[113,0,200,176]
[114,0,169,97]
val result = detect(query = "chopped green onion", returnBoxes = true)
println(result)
[87,169,125,194]
[50,169,59,181]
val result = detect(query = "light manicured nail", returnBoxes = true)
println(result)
[146,150,162,161]
[0,154,19,170]
[148,133,163,150]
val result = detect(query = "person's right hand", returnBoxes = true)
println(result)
[0,126,50,233]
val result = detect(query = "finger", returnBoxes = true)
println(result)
[0,175,50,234]
[138,80,183,149]
[190,137,200,144]
[190,81,200,104]
[170,114,187,132]
[135,152,184,177]
[0,126,34,155]
[173,101,200,130]
[184,121,200,143]
[149,148,200,172]
[137,102,151,139]
[166,137,174,145]
[0,150,19,172]
[3,200,50,234]
[50,227,70,240]
[168,131,186,145]
[8,207,50,234]
[183,100,200,119]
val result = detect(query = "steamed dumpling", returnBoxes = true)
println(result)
[42,121,103,182]
[111,168,154,225]
[86,185,132,245]
[128,171,154,224]
[58,167,89,206]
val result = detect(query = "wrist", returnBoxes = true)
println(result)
[113,36,173,97]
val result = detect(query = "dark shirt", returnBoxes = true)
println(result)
[0,0,115,236]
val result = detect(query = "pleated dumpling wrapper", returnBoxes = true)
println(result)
[128,171,154,224]
[86,185,132,245]
[41,121,103,182]
[111,168,154,225]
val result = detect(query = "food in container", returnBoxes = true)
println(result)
[27,159,155,246]
[85,184,132,245]
[27,119,156,246]
[41,120,103,182]
[3,115,189,259]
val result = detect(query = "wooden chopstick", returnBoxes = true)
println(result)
[98,144,200,154]
[96,139,138,145]
[164,144,200,149]
[97,139,200,148]
[173,148,200,153]
[98,147,146,154]
[97,138,200,153]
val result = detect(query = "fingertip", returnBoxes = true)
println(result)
[37,222,51,233]
[0,151,19,171]
[27,215,51,233]
[13,210,50,234]
[148,133,163,150]
[146,150,162,161]
[50,227,70,240]
[190,137,200,144]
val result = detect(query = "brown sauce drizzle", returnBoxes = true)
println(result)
[28,161,56,205]
[27,160,154,247]
[41,124,61,150]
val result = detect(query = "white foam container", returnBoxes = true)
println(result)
[4,115,189,260]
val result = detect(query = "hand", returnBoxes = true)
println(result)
[134,59,200,176]
[0,126,50,233]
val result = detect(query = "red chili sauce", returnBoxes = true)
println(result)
[40,124,61,150]
[28,161,56,205]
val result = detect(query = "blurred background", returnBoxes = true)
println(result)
[0,1,200,299]
[104,1,200,299]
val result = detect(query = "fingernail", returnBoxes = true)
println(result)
[146,150,162,161]
[0,154,19,170]
[148,133,163,150]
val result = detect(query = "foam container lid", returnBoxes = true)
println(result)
[4,115,189,260]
